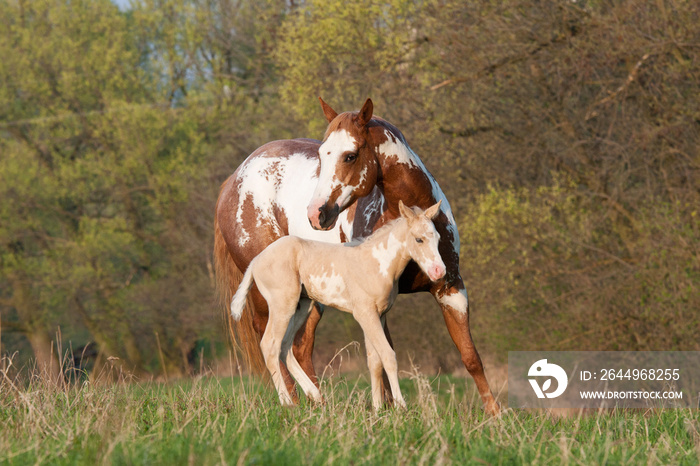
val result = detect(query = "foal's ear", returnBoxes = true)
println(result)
[356,98,373,127]
[398,200,417,221]
[319,97,338,123]
[423,200,442,220]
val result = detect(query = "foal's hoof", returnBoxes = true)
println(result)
[309,393,325,406]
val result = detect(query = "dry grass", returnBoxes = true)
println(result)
[1,352,698,465]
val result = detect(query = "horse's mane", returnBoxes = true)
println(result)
[323,112,405,143]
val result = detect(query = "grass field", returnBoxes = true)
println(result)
[1,362,699,465]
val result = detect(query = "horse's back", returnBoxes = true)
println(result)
[250,138,321,160]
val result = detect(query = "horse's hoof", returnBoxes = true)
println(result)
[485,400,502,416]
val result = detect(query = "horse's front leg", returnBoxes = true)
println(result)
[433,280,500,415]
[292,302,323,388]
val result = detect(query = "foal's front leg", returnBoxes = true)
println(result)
[356,310,406,410]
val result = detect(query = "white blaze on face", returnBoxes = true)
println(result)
[371,232,404,279]
[411,220,445,281]
[311,129,358,209]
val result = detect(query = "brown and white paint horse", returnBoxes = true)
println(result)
[214,98,499,415]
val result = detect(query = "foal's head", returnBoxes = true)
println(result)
[307,98,380,230]
[399,200,446,282]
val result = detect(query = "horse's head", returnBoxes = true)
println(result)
[307,98,380,230]
[399,200,446,282]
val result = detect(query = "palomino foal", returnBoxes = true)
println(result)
[230,201,445,409]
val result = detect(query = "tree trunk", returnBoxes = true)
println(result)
[26,328,61,383]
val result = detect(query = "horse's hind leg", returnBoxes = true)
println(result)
[281,299,322,403]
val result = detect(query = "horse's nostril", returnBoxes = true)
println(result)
[318,207,326,225]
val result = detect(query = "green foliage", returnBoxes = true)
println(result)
[275,0,425,134]
[1,0,699,376]
[461,184,700,355]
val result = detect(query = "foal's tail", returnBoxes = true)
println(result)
[230,263,254,321]
[214,213,267,376]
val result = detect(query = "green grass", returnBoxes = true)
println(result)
[1,366,699,465]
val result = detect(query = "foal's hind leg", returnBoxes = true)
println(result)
[250,288,299,402]
[434,281,500,415]
[281,299,322,403]
[260,303,297,406]
[292,302,323,388]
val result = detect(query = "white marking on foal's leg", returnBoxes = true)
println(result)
[281,299,322,403]
[438,287,468,314]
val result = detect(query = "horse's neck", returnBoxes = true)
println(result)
[375,135,436,214]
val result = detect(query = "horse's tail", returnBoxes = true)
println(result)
[214,214,267,376]
[230,262,254,320]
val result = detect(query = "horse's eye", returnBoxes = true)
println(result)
[344,153,357,163]
[415,238,423,244]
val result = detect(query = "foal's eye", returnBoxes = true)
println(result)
[415,238,423,244]
[344,153,357,163]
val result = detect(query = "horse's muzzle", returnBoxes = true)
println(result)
[307,201,340,230]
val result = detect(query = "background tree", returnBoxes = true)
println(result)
[1,0,697,379]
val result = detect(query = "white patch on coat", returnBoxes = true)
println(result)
[371,232,404,278]
[439,288,468,314]
[377,129,422,168]
[307,270,351,310]
[232,151,354,245]
[234,153,282,247]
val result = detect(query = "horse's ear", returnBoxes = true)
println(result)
[398,200,417,221]
[356,98,373,127]
[319,97,338,123]
[424,200,442,220]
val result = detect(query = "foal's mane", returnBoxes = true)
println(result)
[345,216,407,248]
